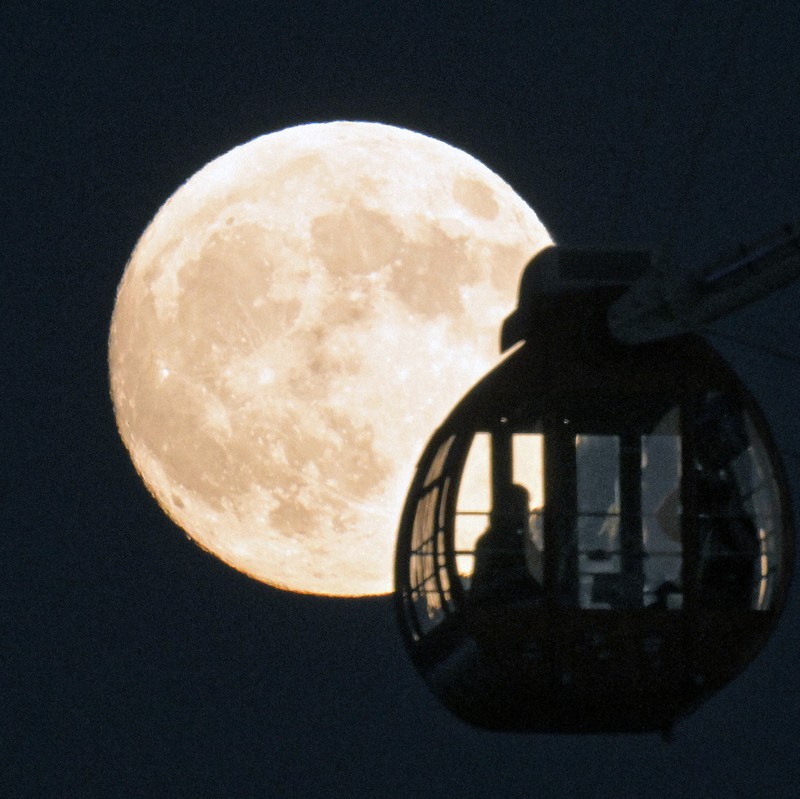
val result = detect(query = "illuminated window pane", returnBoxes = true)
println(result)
[575,435,620,608]
[424,434,455,487]
[642,431,682,608]
[729,415,782,609]
[457,433,490,512]
[411,487,439,552]
[513,433,545,510]
[576,435,620,514]
[454,514,486,579]
[455,433,491,580]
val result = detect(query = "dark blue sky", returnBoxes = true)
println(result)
[5,2,800,796]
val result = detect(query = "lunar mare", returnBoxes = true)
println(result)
[109,122,551,596]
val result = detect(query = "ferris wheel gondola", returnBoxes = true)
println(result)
[395,228,800,733]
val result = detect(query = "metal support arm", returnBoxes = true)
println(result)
[608,221,800,345]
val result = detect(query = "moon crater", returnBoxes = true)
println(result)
[109,122,550,595]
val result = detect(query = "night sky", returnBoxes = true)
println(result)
[6,3,800,796]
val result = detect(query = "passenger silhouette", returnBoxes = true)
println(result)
[696,465,759,608]
[470,484,543,605]
[693,391,759,609]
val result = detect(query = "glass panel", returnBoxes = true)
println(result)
[576,435,620,514]
[512,434,545,510]
[436,527,454,611]
[576,435,621,608]
[693,395,772,610]
[457,433,490,511]
[411,486,439,553]
[513,433,545,585]
[413,581,444,633]
[454,514,486,580]
[424,434,456,487]
[729,415,782,609]
[439,478,450,529]
[408,481,452,634]
[455,433,491,581]
[641,431,683,609]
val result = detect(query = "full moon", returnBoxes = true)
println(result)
[109,121,550,596]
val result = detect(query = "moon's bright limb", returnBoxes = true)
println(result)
[108,121,551,596]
